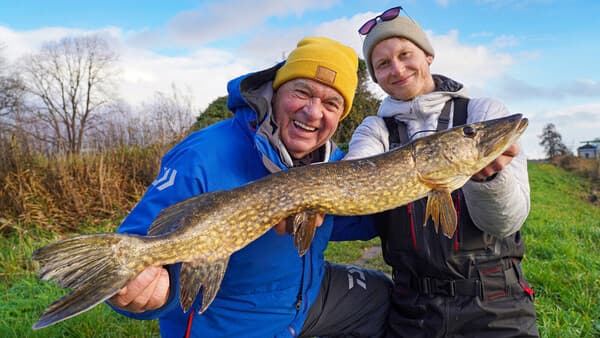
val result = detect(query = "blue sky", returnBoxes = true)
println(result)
[1,0,599,158]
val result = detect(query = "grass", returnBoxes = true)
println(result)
[0,223,160,337]
[521,162,600,336]
[0,161,598,337]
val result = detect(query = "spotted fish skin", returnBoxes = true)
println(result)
[31,114,528,329]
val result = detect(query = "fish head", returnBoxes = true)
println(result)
[413,114,528,190]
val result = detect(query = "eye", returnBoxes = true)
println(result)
[375,59,389,70]
[294,89,310,98]
[463,126,476,137]
[325,100,342,112]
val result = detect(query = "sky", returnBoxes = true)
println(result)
[0,0,599,159]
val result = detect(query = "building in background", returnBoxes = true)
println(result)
[577,140,600,158]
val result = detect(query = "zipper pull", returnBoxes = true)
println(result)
[295,295,302,311]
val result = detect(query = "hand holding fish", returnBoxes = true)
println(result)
[471,143,520,181]
[108,266,169,313]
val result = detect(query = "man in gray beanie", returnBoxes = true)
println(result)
[345,6,539,337]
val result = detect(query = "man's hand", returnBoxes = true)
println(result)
[273,213,325,235]
[108,265,170,313]
[472,143,520,181]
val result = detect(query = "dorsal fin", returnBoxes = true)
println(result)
[147,193,216,236]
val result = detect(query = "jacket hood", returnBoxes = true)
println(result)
[227,63,282,130]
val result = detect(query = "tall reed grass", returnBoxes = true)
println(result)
[0,140,168,234]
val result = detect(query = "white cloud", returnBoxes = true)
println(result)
[0,25,253,111]
[499,76,600,100]
[514,101,600,159]
[429,29,514,90]
[233,11,372,70]
[118,47,250,110]
[165,0,340,45]
[492,34,519,48]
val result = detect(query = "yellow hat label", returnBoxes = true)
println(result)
[315,66,336,85]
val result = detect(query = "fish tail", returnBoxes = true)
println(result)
[31,233,146,329]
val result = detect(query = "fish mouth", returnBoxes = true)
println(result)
[479,114,528,158]
[516,117,529,134]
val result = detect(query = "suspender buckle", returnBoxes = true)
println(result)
[418,277,456,297]
[433,279,456,297]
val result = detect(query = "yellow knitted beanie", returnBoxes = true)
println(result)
[273,37,358,120]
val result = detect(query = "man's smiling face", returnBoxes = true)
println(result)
[272,78,344,159]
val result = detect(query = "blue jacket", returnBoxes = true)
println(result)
[110,64,370,337]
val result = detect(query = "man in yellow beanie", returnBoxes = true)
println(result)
[344,6,538,337]
[108,36,392,337]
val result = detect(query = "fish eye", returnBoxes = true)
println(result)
[463,126,476,137]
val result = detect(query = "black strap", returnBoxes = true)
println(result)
[383,116,407,150]
[410,276,483,298]
[436,100,452,131]
[453,97,469,126]
[383,116,397,144]
[402,257,520,299]
[384,97,470,150]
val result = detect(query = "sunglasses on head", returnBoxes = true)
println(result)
[358,6,403,35]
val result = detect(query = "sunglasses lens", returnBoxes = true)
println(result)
[358,6,403,35]
[380,7,401,20]
[358,19,376,35]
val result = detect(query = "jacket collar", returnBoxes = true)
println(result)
[377,74,468,120]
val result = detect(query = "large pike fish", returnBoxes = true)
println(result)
[31,114,528,329]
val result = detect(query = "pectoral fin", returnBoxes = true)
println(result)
[424,189,457,238]
[293,211,318,257]
[285,212,308,235]
[179,257,229,314]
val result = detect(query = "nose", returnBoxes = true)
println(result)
[302,98,324,120]
[390,59,405,75]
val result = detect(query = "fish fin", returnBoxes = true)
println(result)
[147,198,194,236]
[285,213,308,235]
[425,190,457,238]
[438,191,457,238]
[148,193,218,236]
[31,234,145,329]
[424,191,439,232]
[179,260,203,313]
[294,212,318,257]
[179,258,229,314]
[199,258,228,314]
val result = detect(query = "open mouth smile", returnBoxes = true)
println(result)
[293,120,317,132]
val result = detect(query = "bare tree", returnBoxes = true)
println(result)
[539,123,570,159]
[20,35,118,154]
[0,44,28,146]
[141,83,197,145]
[85,99,134,150]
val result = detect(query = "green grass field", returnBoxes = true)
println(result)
[1,161,598,337]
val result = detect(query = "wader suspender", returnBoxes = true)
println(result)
[383,97,469,150]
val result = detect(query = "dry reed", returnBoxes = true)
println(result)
[0,142,167,234]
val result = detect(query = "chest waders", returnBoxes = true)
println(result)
[379,98,539,337]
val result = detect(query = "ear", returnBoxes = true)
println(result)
[426,55,434,65]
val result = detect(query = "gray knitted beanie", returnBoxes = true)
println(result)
[362,16,435,82]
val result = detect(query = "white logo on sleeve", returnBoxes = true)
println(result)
[152,167,178,191]
[347,266,367,290]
